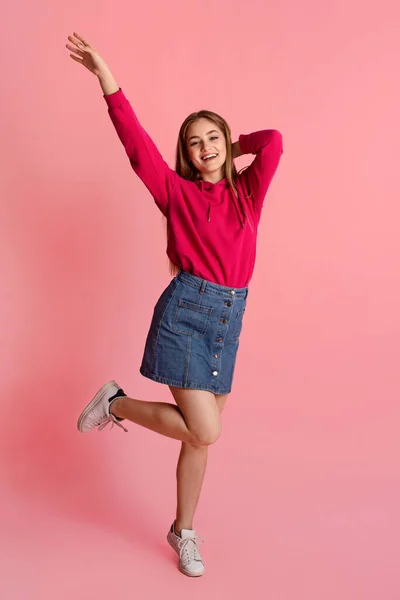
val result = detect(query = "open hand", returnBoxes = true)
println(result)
[66,32,110,77]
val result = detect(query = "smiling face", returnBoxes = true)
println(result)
[185,118,227,183]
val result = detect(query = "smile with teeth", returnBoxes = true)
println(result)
[202,153,218,161]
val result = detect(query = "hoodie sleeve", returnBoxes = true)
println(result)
[237,129,283,219]
[104,88,179,217]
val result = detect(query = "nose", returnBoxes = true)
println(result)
[200,140,213,152]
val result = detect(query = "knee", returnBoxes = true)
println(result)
[191,425,222,447]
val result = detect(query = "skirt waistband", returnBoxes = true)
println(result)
[176,269,248,299]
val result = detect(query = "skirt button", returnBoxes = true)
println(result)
[212,371,218,376]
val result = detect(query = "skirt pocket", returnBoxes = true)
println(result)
[172,298,213,338]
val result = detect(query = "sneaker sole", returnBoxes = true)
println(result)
[77,380,119,433]
[166,533,205,577]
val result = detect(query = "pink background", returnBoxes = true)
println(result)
[1,1,399,598]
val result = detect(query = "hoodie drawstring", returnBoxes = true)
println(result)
[200,179,246,228]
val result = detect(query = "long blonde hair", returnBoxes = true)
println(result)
[166,110,240,277]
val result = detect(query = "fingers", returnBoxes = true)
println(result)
[72,32,90,47]
[66,43,84,57]
[67,34,85,50]
[69,54,83,65]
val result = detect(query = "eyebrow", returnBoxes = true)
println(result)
[188,130,219,141]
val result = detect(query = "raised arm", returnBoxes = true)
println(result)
[234,129,283,218]
[66,32,178,216]
[102,80,178,216]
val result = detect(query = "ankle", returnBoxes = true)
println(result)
[175,520,192,535]
[110,397,124,418]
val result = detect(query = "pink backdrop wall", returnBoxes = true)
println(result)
[1,0,399,598]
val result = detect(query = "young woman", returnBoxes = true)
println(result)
[67,32,283,578]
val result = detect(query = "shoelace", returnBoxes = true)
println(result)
[97,414,128,433]
[178,536,204,567]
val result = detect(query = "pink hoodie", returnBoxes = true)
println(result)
[104,88,283,288]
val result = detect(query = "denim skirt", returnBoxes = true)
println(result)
[140,269,248,394]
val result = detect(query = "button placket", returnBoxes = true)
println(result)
[211,295,228,377]
[211,292,237,380]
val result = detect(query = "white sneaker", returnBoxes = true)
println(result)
[167,521,205,577]
[77,381,128,433]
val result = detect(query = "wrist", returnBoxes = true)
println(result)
[232,141,243,159]
[97,69,119,96]
[97,67,111,80]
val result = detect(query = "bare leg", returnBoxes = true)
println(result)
[172,391,228,533]
[112,387,227,533]
[110,396,196,444]
[175,443,209,532]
